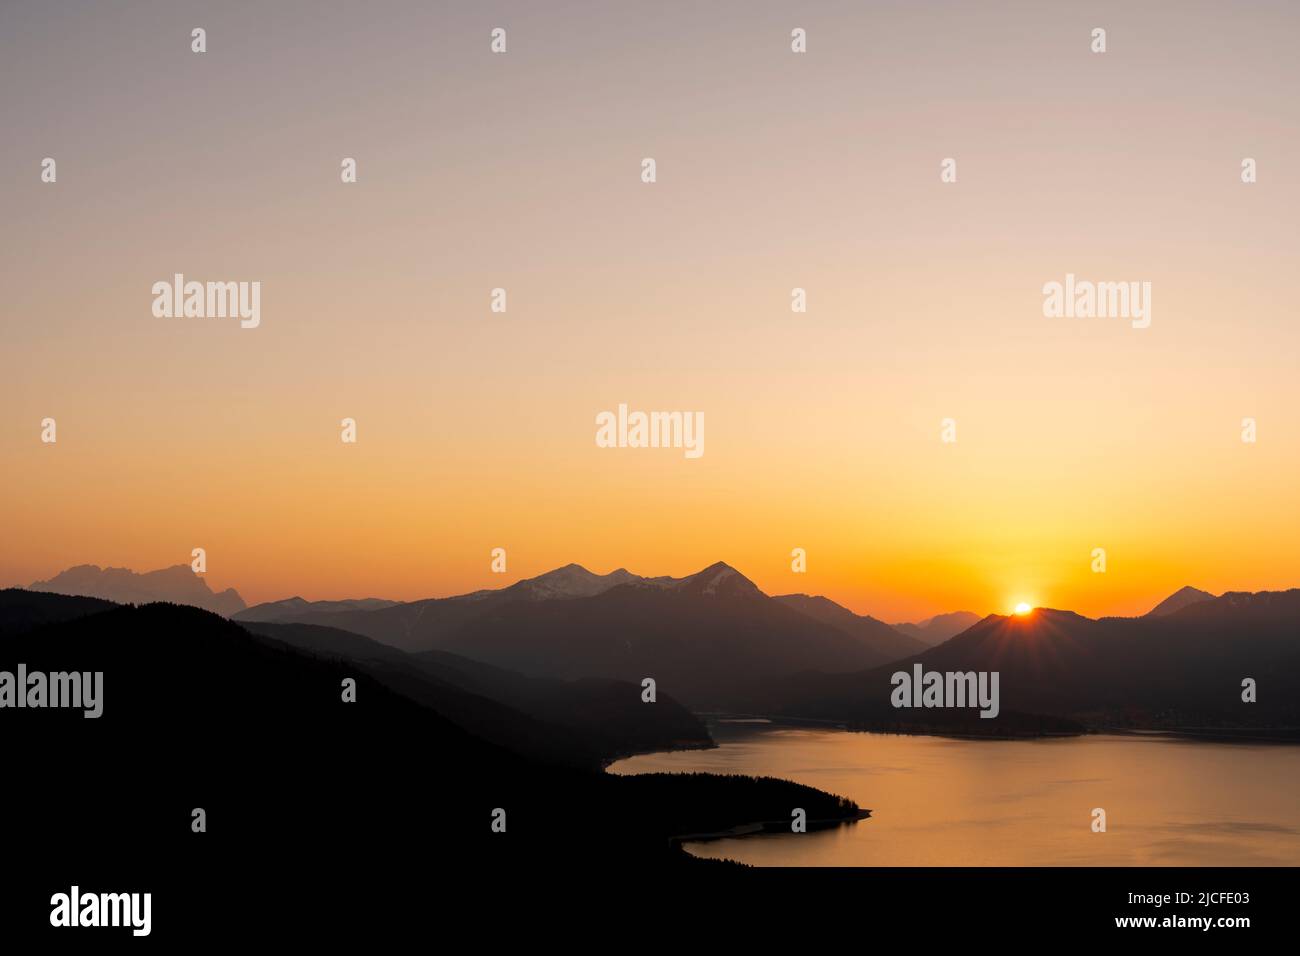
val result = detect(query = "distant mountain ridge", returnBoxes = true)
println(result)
[1145,585,1216,618]
[466,561,763,602]
[235,596,400,623]
[454,563,638,602]
[29,564,245,617]
[235,561,762,622]
[892,611,983,646]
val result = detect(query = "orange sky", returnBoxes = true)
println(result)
[2,1,1297,621]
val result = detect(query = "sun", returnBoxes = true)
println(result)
[1014,602,1033,615]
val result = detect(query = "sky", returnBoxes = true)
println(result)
[2,0,1298,620]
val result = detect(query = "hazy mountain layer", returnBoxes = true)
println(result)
[29,564,245,617]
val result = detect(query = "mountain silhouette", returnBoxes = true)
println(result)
[1145,585,1216,618]
[746,592,1300,736]
[774,593,926,659]
[29,564,245,617]
[275,562,913,708]
[431,562,894,708]
[892,611,983,645]
[473,563,646,601]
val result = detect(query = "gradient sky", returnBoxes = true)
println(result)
[2,0,1298,620]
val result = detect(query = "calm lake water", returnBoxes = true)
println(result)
[608,720,1300,866]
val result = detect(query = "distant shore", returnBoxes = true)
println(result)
[682,713,1300,745]
[693,711,1084,741]
[1096,726,1300,744]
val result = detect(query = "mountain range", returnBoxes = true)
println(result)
[29,563,246,616]
[232,562,922,708]
[22,559,1291,734]
[233,564,1292,733]
[743,593,1300,736]
[26,561,983,658]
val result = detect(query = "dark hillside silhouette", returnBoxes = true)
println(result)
[243,619,710,767]
[2,589,863,919]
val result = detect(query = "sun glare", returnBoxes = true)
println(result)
[1014,602,1033,615]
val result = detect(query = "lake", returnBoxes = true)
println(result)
[608,720,1300,865]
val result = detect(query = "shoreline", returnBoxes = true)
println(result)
[669,808,872,847]
[598,736,716,771]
